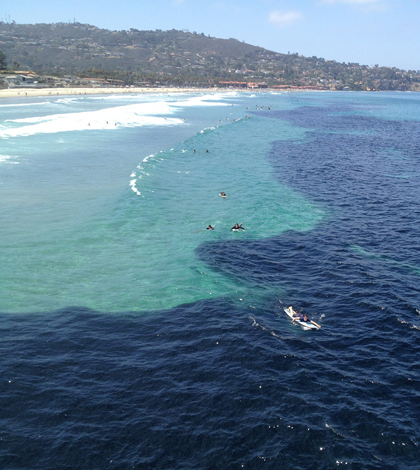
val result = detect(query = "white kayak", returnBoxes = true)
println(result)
[284,307,320,331]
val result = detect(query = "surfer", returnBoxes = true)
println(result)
[220,192,227,197]
[292,314,321,329]
[206,225,215,230]
[231,223,245,231]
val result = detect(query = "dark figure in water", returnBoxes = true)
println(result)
[206,225,215,230]
[231,223,245,231]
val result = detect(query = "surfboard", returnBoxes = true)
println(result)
[284,307,320,331]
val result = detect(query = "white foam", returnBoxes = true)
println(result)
[0,93,235,139]
[56,97,79,104]
[0,101,184,138]
[129,177,141,196]
[0,154,19,164]
[0,101,50,108]
[173,94,231,108]
[88,93,165,102]
[130,151,170,197]
[398,318,420,331]
[142,154,155,163]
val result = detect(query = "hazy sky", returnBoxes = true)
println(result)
[2,0,419,71]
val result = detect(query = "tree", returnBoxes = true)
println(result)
[0,50,6,70]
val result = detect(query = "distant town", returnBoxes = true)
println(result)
[1,21,420,91]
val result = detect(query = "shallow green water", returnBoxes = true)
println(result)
[0,93,324,312]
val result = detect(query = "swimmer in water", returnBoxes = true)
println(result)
[206,225,215,230]
[231,223,245,231]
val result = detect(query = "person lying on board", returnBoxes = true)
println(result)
[231,223,245,231]
[206,225,215,230]
[220,191,227,197]
[292,314,321,328]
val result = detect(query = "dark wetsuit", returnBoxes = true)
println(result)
[299,316,310,322]
[231,224,245,231]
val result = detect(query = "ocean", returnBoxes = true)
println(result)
[0,90,419,469]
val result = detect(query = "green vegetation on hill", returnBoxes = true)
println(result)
[1,21,419,91]
[0,49,6,70]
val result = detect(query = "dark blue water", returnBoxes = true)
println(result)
[1,93,420,469]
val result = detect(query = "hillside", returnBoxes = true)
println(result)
[1,21,419,91]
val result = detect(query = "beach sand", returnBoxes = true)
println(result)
[0,86,226,100]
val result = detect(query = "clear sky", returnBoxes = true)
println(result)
[2,0,419,71]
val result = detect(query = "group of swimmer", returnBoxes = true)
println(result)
[204,191,245,232]
[206,221,245,231]
[288,306,321,329]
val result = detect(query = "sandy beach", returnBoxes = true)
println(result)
[0,86,227,100]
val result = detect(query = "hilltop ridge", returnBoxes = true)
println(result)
[1,21,419,91]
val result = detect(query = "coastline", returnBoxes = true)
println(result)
[0,86,232,100]
[0,86,318,100]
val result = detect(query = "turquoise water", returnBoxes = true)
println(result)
[0,92,323,313]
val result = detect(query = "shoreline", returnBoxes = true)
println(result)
[0,87,411,100]
[0,86,240,100]
[0,86,324,100]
